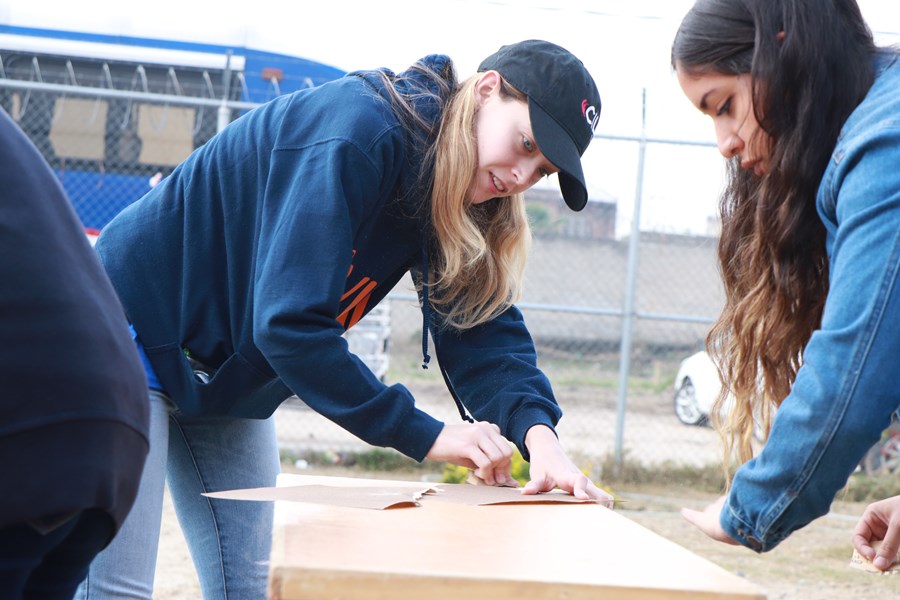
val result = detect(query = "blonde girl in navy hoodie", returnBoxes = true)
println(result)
[77,40,607,599]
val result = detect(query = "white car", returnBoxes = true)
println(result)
[673,350,726,426]
[674,351,900,470]
[674,351,768,441]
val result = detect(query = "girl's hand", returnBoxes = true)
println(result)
[521,425,614,508]
[426,421,516,486]
[681,495,739,545]
[853,495,900,571]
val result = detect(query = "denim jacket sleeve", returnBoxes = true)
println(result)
[721,58,900,552]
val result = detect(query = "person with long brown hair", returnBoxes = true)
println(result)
[76,40,610,599]
[670,0,900,569]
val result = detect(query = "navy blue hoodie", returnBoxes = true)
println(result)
[0,108,149,531]
[97,55,561,461]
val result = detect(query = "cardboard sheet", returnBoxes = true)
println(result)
[264,474,767,600]
[204,475,603,510]
[204,483,434,510]
[849,540,900,574]
[424,482,601,506]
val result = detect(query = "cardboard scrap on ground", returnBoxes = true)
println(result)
[849,540,900,574]
[204,477,602,510]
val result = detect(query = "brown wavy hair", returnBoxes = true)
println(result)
[671,0,876,470]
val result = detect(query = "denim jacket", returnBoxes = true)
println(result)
[722,52,900,551]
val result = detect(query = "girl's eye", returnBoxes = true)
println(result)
[716,98,732,117]
[523,136,534,152]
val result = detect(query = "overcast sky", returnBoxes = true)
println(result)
[3,0,899,235]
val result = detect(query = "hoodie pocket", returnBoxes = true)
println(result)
[143,344,291,418]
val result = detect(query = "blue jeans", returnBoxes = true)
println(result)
[75,391,279,599]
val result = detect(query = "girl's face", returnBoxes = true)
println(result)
[676,66,771,176]
[468,71,558,204]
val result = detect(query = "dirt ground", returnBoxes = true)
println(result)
[273,377,733,469]
[624,487,900,600]
[151,465,900,600]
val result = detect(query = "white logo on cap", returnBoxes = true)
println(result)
[582,99,600,134]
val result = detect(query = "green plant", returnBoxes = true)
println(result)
[595,451,727,493]
[281,447,436,472]
[354,448,422,471]
[441,449,618,500]
[839,473,900,503]
[441,449,532,485]
[441,463,469,484]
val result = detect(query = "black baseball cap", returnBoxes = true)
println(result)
[479,40,601,211]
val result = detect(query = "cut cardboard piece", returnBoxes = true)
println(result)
[204,474,603,510]
[204,484,433,510]
[425,483,600,506]
[849,539,900,574]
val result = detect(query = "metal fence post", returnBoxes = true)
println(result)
[613,89,648,473]
[217,51,233,134]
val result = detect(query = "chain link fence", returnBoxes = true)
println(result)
[2,59,731,474]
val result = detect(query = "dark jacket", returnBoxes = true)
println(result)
[0,108,149,531]
[97,55,561,462]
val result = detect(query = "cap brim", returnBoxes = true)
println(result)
[529,101,588,211]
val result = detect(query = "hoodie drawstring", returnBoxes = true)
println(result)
[420,245,473,423]
[420,246,432,370]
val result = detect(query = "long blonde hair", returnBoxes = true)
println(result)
[427,75,531,330]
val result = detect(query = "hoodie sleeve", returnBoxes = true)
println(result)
[251,105,444,462]
[429,304,562,460]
